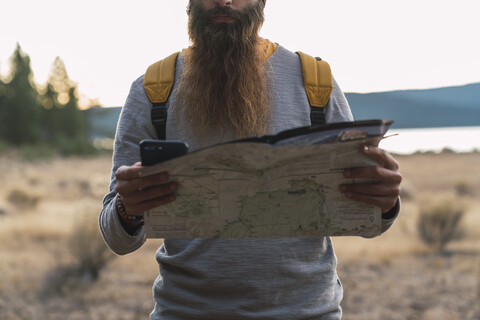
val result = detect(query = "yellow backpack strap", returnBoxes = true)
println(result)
[258,38,279,63]
[143,52,180,139]
[144,51,180,103]
[296,51,333,126]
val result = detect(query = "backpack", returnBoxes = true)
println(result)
[143,39,333,140]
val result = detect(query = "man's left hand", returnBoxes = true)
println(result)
[339,145,402,213]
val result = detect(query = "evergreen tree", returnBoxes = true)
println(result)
[1,44,42,145]
[39,82,60,143]
[0,78,7,142]
[42,57,92,155]
[59,85,93,154]
[47,57,74,105]
[0,47,94,155]
[56,85,83,141]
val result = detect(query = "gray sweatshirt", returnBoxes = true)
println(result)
[99,45,398,319]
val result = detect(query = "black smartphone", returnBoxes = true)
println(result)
[140,140,189,166]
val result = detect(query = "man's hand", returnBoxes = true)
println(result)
[339,146,402,213]
[115,162,178,216]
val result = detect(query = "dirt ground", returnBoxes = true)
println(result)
[0,151,479,320]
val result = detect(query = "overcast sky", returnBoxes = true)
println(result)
[1,0,479,108]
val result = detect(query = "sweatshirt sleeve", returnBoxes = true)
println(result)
[326,76,401,236]
[99,76,157,255]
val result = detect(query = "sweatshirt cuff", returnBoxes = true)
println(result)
[381,198,401,220]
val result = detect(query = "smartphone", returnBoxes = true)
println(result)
[140,140,189,166]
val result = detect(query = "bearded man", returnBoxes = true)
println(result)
[100,0,402,319]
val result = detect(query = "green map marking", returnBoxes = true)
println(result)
[221,179,329,238]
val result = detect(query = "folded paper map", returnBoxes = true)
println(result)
[141,120,393,239]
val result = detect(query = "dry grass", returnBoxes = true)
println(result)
[0,151,479,319]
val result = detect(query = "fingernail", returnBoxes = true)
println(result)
[363,145,369,152]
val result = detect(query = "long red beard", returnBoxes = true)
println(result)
[173,0,271,141]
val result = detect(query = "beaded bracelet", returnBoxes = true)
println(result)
[116,197,144,225]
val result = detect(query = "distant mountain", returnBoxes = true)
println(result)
[346,83,480,129]
[83,83,480,139]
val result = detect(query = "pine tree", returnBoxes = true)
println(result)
[0,47,94,155]
[47,57,74,105]
[42,57,92,155]
[58,86,83,140]
[1,44,42,145]
[39,82,60,143]
[0,78,7,142]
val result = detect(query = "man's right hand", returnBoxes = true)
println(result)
[115,162,178,216]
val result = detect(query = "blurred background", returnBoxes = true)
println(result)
[0,1,479,319]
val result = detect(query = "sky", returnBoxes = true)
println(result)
[1,0,479,108]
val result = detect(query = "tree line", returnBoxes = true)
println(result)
[0,44,94,156]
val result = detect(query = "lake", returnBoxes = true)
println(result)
[380,126,480,154]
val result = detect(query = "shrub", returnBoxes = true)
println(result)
[417,198,466,252]
[41,206,115,295]
[7,188,41,210]
[68,210,115,281]
[454,180,474,197]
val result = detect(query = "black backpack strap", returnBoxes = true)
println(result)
[144,52,180,140]
[151,102,168,140]
[310,101,326,126]
[309,57,327,126]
